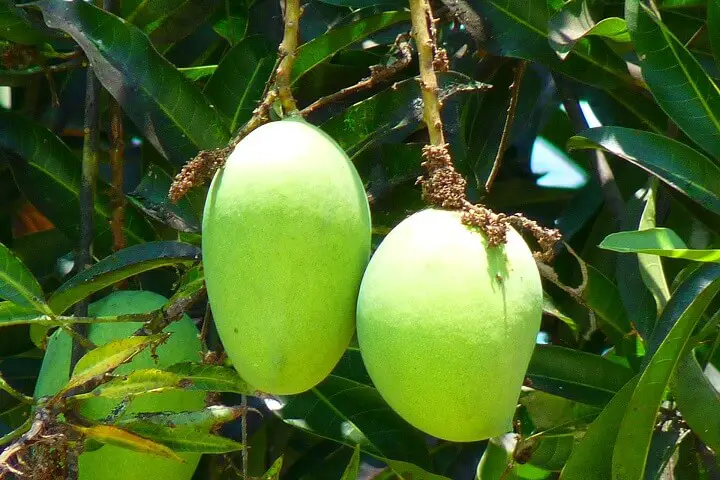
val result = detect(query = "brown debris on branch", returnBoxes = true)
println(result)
[410,0,561,259]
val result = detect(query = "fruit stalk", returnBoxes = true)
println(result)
[275,0,301,115]
[409,0,445,147]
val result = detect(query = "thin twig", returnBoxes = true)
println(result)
[275,0,301,114]
[485,60,527,193]
[554,74,624,228]
[301,34,412,115]
[241,394,248,479]
[71,66,100,368]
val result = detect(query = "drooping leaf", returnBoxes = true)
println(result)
[291,9,410,83]
[204,35,275,131]
[66,334,168,391]
[560,376,639,480]
[526,345,635,406]
[117,405,247,431]
[613,264,720,480]
[31,0,230,168]
[548,1,629,60]
[48,241,200,315]
[633,4,720,158]
[673,353,720,452]
[120,421,244,453]
[0,110,155,250]
[0,242,49,313]
[165,363,255,394]
[568,127,720,216]
[600,228,720,262]
[73,424,183,461]
[637,180,671,314]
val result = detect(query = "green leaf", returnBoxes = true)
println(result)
[165,362,255,394]
[526,345,635,405]
[211,0,248,43]
[0,110,155,250]
[0,242,48,313]
[48,241,200,315]
[262,456,283,480]
[291,9,410,83]
[613,264,720,480]
[67,334,168,391]
[600,228,720,262]
[117,405,246,430]
[74,368,183,401]
[548,2,629,59]
[633,4,720,158]
[32,0,230,168]
[144,0,224,49]
[179,65,217,81]
[560,376,639,480]
[637,180,671,313]
[119,421,244,453]
[341,445,361,480]
[204,35,275,131]
[274,347,434,473]
[74,424,183,461]
[673,354,720,452]
[568,127,720,216]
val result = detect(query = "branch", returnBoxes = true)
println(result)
[71,66,100,368]
[301,34,412,116]
[485,60,527,193]
[554,74,624,228]
[275,0,301,114]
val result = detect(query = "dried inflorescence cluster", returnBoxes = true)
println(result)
[168,147,231,204]
[418,142,561,261]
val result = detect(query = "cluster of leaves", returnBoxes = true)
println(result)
[0,0,718,478]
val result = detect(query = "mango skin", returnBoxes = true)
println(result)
[34,290,205,480]
[202,118,371,395]
[356,209,542,442]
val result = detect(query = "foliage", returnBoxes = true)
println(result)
[0,0,718,478]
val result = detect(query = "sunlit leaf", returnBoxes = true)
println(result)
[601,228,720,262]
[673,354,720,452]
[73,424,184,461]
[548,1,629,59]
[0,242,49,313]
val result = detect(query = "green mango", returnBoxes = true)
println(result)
[34,290,205,480]
[356,209,542,442]
[202,118,371,394]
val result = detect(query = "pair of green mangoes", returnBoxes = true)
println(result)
[203,118,543,443]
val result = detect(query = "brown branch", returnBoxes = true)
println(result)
[301,34,412,115]
[485,60,527,193]
[108,98,126,256]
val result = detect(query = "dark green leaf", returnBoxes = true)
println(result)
[274,347,433,472]
[673,354,720,452]
[568,127,720,216]
[291,9,410,83]
[48,241,200,315]
[0,301,44,326]
[560,377,639,480]
[204,35,275,131]
[709,0,720,71]
[633,5,720,158]
[0,110,155,250]
[341,445,361,480]
[0,241,48,312]
[527,345,635,405]
[32,0,230,168]
[211,0,248,43]
[0,0,46,44]
[613,264,720,480]
[146,0,223,48]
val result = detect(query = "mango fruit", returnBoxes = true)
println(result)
[202,118,371,395]
[356,209,542,442]
[34,290,205,480]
